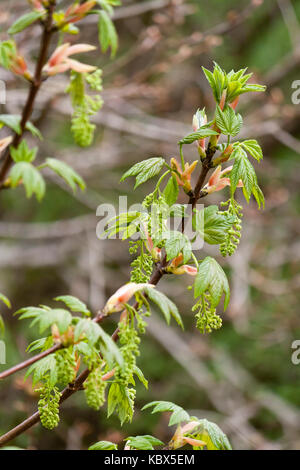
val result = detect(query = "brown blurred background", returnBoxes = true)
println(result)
[0,0,299,450]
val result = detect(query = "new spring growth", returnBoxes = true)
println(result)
[202,164,243,195]
[103,283,154,315]
[169,421,206,450]
[166,253,198,276]
[170,157,198,195]
[0,137,13,155]
[28,0,43,10]
[64,1,96,24]
[43,43,97,76]
[192,108,207,159]
[213,143,234,167]
[142,223,162,262]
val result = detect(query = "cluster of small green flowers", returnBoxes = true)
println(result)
[56,347,76,386]
[37,385,61,430]
[220,199,243,257]
[192,294,222,334]
[142,192,155,209]
[67,70,104,147]
[84,363,107,411]
[127,386,136,421]
[115,319,141,385]
[130,251,153,283]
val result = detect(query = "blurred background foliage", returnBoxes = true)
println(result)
[0,0,299,450]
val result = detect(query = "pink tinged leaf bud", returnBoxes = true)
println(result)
[170,265,198,276]
[65,1,96,23]
[103,283,154,314]
[11,55,29,77]
[182,437,206,447]
[203,165,242,194]
[44,43,96,76]
[0,136,13,155]
[230,96,239,110]
[142,223,161,261]
[192,108,207,150]
[170,158,198,193]
[219,89,227,111]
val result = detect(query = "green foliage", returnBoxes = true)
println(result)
[42,158,85,192]
[215,105,243,137]
[0,291,9,336]
[98,10,118,57]
[54,295,90,316]
[163,175,179,206]
[202,62,266,104]
[107,382,135,425]
[10,162,45,201]
[144,286,183,328]
[186,419,232,450]
[125,435,163,450]
[0,40,17,69]
[230,146,265,207]
[0,114,43,138]
[66,70,103,147]
[120,157,165,189]
[194,257,230,309]
[8,11,44,35]
[193,205,235,245]
[142,401,190,426]
[179,128,218,145]
[89,440,118,450]
[165,231,191,263]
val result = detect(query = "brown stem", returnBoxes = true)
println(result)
[0,1,56,188]
[0,343,62,380]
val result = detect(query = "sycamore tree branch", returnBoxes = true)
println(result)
[0,136,215,446]
[0,0,56,188]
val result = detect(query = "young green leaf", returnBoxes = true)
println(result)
[133,366,148,389]
[179,128,218,145]
[215,106,243,137]
[98,10,118,57]
[107,383,134,425]
[0,114,21,134]
[142,401,190,426]
[163,175,179,206]
[89,441,118,450]
[202,63,226,103]
[9,162,45,201]
[0,293,11,309]
[120,157,165,189]
[54,295,90,316]
[8,11,44,35]
[10,140,37,163]
[144,286,183,329]
[193,206,235,245]
[43,158,85,192]
[191,419,232,450]
[165,231,192,263]
[194,256,230,310]
[125,435,164,450]
[239,140,263,162]
[230,147,256,200]
[25,354,57,388]
[0,40,17,69]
